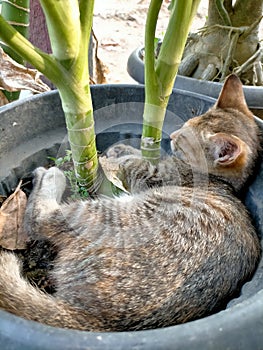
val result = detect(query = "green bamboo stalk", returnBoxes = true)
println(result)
[141,0,201,161]
[0,15,64,81]
[0,0,98,191]
[39,0,80,63]
[1,0,30,100]
[1,0,29,62]
[39,0,97,188]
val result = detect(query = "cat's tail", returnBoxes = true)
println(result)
[0,251,98,331]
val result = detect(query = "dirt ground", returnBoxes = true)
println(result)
[93,0,209,84]
[93,0,263,84]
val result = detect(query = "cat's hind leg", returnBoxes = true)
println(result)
[31,166,66,202]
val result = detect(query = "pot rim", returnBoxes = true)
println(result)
[0,289,262,350]
[127,46,263,109]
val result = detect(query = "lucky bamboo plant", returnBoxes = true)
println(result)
[0,0,97,191]
[0,0,200,191]
[142,0,200,161]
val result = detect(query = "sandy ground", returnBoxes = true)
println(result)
[93,0,263,84]
[93,0,208,83]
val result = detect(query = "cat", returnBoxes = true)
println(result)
[0,74,261,331]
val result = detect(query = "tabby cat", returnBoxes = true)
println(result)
[0,74,261,331]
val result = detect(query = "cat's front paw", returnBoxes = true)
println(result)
[33,167,66,202]
[106,144,141,159]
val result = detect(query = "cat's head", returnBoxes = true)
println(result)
[170,74,261,191]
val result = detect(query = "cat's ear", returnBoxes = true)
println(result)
[208,132,249,167]
[215,74,252,116]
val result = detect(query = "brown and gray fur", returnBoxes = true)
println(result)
[0,74,261,331]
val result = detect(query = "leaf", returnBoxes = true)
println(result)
[0,181,28,250]
[95,53,109,84]
[99,156,130,194]
[0,47,50,94]
[92,30,108,84]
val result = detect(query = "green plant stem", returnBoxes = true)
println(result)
[1,0,30,100]
[0,0,98,191]
[1,0,29,63]
[39,0,80,63]
[141,0,201,161]
[0,15,61,84]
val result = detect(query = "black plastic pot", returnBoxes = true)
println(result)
[0,85,262,350]
[127,47,263,119]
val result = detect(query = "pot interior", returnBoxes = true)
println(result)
[0,86,262,333]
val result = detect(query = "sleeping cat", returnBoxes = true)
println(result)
[0,74,261,331]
